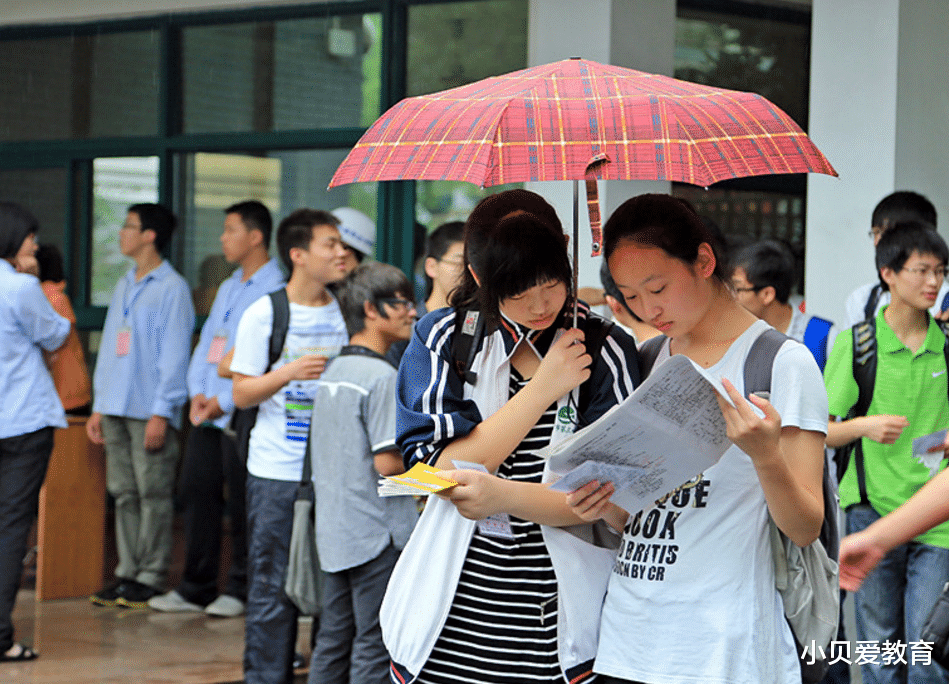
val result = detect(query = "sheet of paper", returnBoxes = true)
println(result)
[377,462,457,497]
[913,428,948,477]
[540,354,732,515]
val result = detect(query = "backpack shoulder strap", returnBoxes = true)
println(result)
[637,334,668,379]
[863,283,883,321]
[743,327,789,396]
[851,318,877,418]
[450,307,485,385]
[941,289,949,314]
[802,316,834,373]
[267,288,290,371]
[846,318,877,506]
[746,327,841,562]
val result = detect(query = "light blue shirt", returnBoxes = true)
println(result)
[92,260,195,430]
[186,258,285,429]
[0,260,70,438]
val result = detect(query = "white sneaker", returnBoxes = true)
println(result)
[204,594,245,618]
[147,590,203,613]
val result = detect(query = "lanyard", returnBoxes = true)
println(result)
[222,275,253,326]
[122,273,152,321]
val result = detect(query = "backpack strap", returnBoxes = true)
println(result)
[745,327,841,563]
[228,287,292,464]
[863,283,883,321]
[941,289,949,313]
[450,307,485,384]
[742,327,788,396]
[267,288,290,371]
[842,318,877,506]
[802,316,834,373]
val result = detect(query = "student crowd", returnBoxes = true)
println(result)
[0,188,947,684]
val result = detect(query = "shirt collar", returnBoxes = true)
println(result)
[125,260,170,285]
[0,259,14,275]
[876,305,944,356]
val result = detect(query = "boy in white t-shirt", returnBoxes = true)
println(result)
[229,209,350,684]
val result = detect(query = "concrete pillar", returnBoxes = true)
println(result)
[806,0,949,324]
[526,0,675,289]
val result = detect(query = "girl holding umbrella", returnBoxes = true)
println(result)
[388,189,638,683]
[568,193,828,684]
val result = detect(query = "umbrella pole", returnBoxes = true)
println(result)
[572,179,579,328]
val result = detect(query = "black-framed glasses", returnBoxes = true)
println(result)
[379,297,416,311]
[731,284,762,293]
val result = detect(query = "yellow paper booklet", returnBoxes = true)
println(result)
[377,462,457,497]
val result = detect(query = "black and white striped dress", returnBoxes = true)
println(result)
[416,369,583,684]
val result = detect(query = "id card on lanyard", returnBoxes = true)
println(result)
[118,275,150,358]
[207,330,228,363]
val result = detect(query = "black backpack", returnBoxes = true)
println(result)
[836,316,949,506]
[230,288,290,462]
[639,329,840,684]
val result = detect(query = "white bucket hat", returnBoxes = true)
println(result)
[332,207,375,258]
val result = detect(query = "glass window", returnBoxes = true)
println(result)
[406,0,528,97]
[0,31,159,142]
[181,13,382,134]
[675,8,810,130]
[173,149,378,312]
[0,168,68,256]
[674,184,806,292]
[91,157,159,306]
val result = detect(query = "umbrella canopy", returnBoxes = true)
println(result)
[329,57,836,190]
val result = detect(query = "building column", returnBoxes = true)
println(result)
[806,0,949,324]
[526,0,674,290]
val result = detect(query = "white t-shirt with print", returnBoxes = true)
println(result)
[594,320,828,684]
[231,293,348,482]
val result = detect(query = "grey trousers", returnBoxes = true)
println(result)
[308,544,399,684]
[102,415,179,590]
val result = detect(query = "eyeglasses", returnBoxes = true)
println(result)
[868,227,885,239]
[731,284,762,294]
[379,297,416,311]
[901,266,946,280]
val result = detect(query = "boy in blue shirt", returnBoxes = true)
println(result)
[87,203,195,608]
[148,200,284,618]
[308,261,419,684]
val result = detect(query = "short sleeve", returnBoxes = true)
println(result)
[769,340,828,435]
[824,327,858,419]
[230,295,273,378]
[366,370,398,454]
[396,310,482,468]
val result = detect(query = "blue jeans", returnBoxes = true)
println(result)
[847,505,949,684]
[244,474,299,684]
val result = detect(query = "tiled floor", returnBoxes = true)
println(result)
[6,590,313,684]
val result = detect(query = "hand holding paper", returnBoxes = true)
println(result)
[377,462,457,497]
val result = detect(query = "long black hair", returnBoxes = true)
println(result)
[0,201,38,260]
[449,189,571,330]
[603,193,727,281]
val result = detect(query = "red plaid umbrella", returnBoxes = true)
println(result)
[330,57,836,190]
